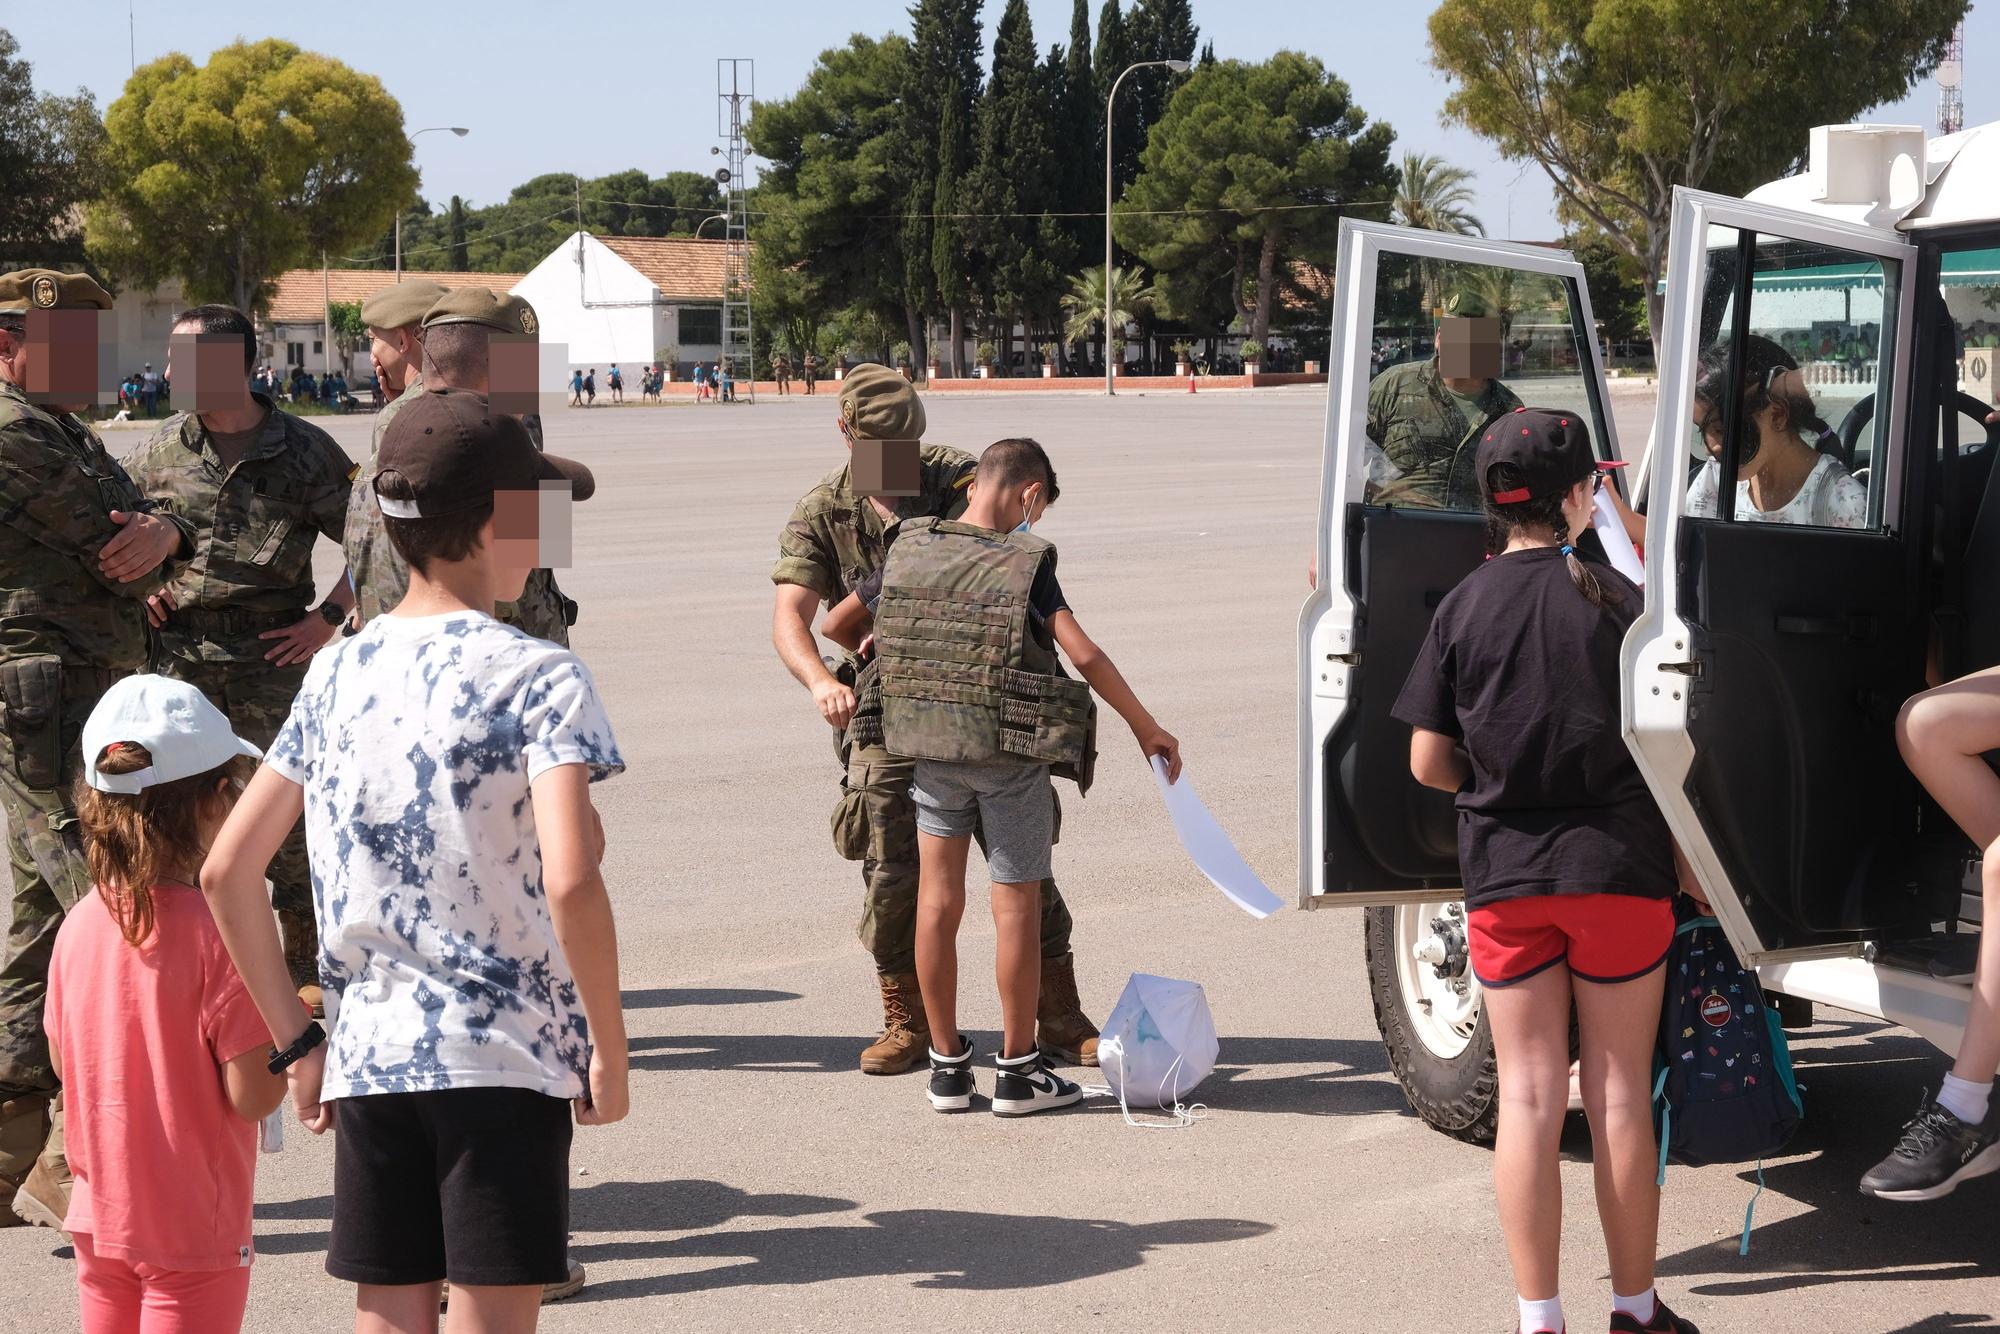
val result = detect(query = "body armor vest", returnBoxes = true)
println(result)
[875,517,1096,792]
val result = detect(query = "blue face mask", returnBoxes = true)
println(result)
[1014,495,1034,534]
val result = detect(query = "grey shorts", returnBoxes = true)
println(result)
[910,758,1054,884]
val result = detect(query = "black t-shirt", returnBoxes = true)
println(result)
[1390,546,1674,909]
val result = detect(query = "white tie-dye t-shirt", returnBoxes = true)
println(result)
[267,610,624,1101]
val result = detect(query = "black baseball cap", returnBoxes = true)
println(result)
[1476,406,1623,505]
[375,389,595,518]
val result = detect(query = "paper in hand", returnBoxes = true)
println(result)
[1592,487,1645,587]
[1148,756,1284,920]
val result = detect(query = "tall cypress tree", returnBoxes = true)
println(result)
[1126,0,1198,189]
[1062,0,1099,265]
[1093,1,1140,202]
[899,0,986,367]
[931,88,966,374]
[447,195,468,269]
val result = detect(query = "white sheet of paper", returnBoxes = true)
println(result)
[1592,488,1646,587]
[1148,756,1284,920]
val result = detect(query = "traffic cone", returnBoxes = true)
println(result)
[1188,370,1197,394]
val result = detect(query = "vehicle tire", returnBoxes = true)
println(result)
[1364,902,1497,1145]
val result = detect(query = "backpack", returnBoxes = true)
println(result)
[1652,911,1803,1253]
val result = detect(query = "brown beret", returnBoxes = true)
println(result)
[361,280,447,331]
[0,269,113,313]
[422,287,539,337]
[838,363,925,442]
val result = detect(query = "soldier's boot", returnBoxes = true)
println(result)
[1036,952,1101,1067]
[0,1093,51,1229]
[859,972,931,1075]
[10,1092,69,1231]
[278,909,324,1019]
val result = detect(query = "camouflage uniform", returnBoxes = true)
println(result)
[0,375,186,1218]
[125,396,354,948]
[772,445,1077,976]
[343,378,576,643]
[1366,358,1523,509]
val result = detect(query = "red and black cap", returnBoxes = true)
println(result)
[374,389,595,518]
[1476,406,1624,506]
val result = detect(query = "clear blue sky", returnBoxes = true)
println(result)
[11,1,1992,244]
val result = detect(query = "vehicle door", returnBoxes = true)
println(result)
[1300,219,1627,906]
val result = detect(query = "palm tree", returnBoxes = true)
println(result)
[1061,264,1156,370]
[1394,153,1485,316]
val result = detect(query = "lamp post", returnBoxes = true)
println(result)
[397,126,471,281]
[1104,59,1189,396]
[695,213,728,238]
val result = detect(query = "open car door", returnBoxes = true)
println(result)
[1623,187,1939,966]
[1299,219,1627,907]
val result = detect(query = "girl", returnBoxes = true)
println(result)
[1392,409,1698,1334]
[45,675,293,1334]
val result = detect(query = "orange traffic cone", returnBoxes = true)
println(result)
[1188,370,1197,394]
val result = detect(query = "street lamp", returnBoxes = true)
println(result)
[695,213,728,238]
[397,126,471,281]
[1104,59,1189,395]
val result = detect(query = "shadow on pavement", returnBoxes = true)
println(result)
[567,1209,1273,1300]
[620,987,803,1009]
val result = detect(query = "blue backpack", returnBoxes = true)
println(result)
[1652,913,1803,1253]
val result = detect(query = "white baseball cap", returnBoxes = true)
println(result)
[82,675,264,794]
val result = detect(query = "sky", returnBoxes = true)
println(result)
[8,1,1993,248]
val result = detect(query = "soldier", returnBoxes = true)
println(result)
[126,303,357,1019]
[345,287,581,644]
[1365,289,1523,509]
[770,365,1102,1075]
[0,269,193,1229]
[342,280,447,629]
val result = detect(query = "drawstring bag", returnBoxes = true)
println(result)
[1094,973,1219,1129]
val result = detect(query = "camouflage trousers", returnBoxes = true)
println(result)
[154,655,311,921]
[839,741,1073,975]
[0,669,106,1101]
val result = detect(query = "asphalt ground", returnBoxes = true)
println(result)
[4,383,1997,1332]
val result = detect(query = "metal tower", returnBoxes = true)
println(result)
[718,59,755,402]
[1939,23,1964,136]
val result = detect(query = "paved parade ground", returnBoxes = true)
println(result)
[5,385,1998,1332]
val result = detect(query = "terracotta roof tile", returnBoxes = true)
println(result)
[264,269,526,325]
[596,235,749,301]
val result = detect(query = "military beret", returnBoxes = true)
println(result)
[1443,289,1489,319]
[422,287,539,337]
[0,269,112,313]
[838,364,926,442]
[361,280,447,331]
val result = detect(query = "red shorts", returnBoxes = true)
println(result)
[1468,893,1675,987]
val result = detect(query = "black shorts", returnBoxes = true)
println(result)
[327,1086,573,1287]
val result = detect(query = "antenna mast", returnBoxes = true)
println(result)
[1939,22,1965,136]
[718,59,756,404]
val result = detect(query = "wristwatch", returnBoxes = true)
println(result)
[316,600,345,628]
[268,1020,326,1074]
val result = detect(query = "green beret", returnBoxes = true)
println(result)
[422,287,539,337]
[1443,289,1489,319]
[361,280,447,331]
[0,269,112,313]
[838,364,925,442]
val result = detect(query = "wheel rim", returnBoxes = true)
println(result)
[1392,902,1482,1060]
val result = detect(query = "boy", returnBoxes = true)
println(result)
[200,389,626,1329]
[832,437,1180,1116]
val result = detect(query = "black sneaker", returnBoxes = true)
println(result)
[991,1049,1083,1117]
[1608,1296,1699,1333]
[1860,1097,2000,1201]
[927,1038,976,1112]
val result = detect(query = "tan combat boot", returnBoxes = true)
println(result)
[859,972,931,1075]
[0,1093,50,1229]
[278,909,324,1018]
[10,1091,69,1231]
[1037,952,1100,1067]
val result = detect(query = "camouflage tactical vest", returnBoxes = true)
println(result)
[875,517,1096,792]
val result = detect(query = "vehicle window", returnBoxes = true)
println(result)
[1938,244,2000,456]
[1363,252,1611,514]
[1682,231,1899,530]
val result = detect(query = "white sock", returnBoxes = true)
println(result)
[1611,1286,1656,1320]
[1937,1073,1993,1126]
[1518,1294,1563,1332]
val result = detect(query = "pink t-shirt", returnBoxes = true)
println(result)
[46,884,273,1271]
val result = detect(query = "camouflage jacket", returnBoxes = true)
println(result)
[1366,359,1522,510]
[771,443,977,609]
[128,396,356,663]
[343,379,574,645]
[0,379,186,672]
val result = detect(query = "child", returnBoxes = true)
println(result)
[46,674,289,1334]
[852,437,1180,1116]
[200,390,627,1332]
[1392,409,1697,1334]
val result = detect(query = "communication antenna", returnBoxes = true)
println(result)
[1938,22,1964,136]
[718,58,756,403]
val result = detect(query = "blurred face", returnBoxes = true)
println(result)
[488,482,573,596]
[166,322,254,413]
[1,309,103,410]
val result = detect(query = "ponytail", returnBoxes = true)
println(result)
[1550,510,1616,609]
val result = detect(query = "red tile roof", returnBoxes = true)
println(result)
[596,235,749,301]
[263,269,526,325]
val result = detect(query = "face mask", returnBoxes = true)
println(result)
[1015,496,1034,534]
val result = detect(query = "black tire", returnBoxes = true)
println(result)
[1363,905,1498,1145]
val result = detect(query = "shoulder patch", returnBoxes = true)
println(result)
[347,463,361,482]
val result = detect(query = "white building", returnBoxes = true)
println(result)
[511,232,737,377]
[262,268,526,376]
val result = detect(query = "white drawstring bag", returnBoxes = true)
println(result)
[1094,973,1219,1129]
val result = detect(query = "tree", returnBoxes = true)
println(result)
[327,300,367,376]
[88,41,416,311]
[1430,0,1966,348]
[1391,152,1483,236]
[1118,53,1398,346]
[1570,229,1649,347]
[898,0,986,368]
[931,89,969,375]
[447,196,469,269]
[1126,0,1199,166]
[0,29,108,269]
[1061,263,1154,365]
[1061,0,1097,261]
[1093,1,1140,201]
